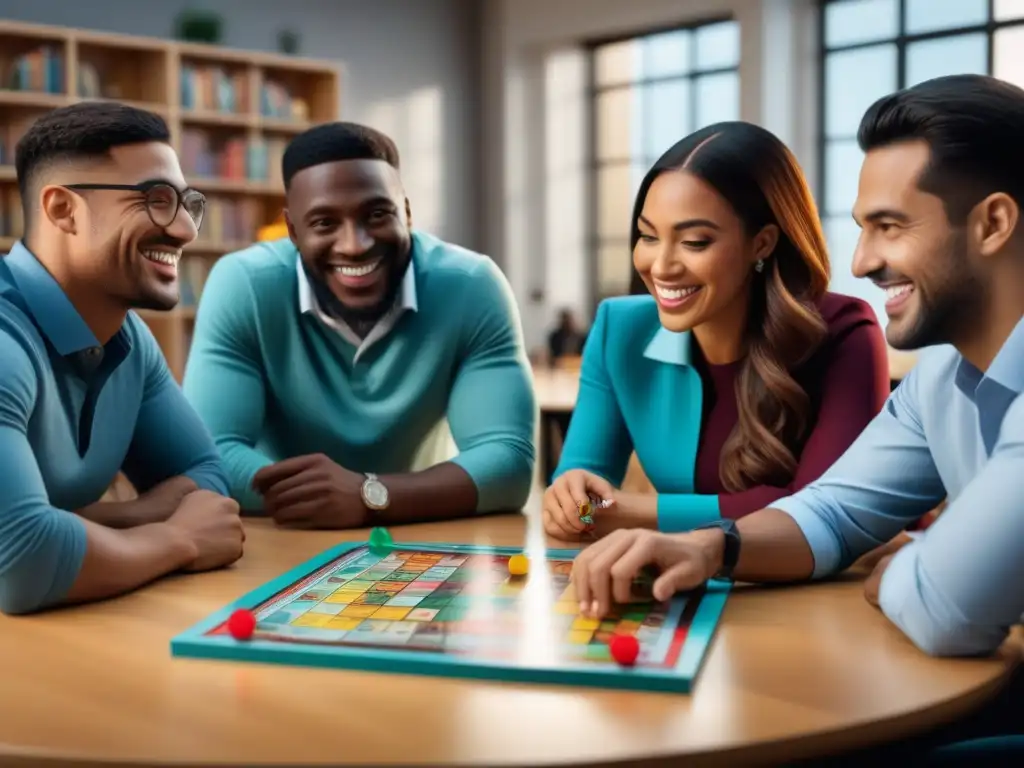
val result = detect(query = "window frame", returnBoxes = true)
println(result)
[817,0,1024,220]
[584,16,739,311]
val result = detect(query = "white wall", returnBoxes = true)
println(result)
[481,0,821,350]
[0,0,483,248]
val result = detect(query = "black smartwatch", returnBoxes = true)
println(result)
[693,519,740,580]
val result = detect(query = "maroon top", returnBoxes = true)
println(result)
[691,293,891,519]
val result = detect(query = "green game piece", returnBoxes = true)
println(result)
[368,527,393,553]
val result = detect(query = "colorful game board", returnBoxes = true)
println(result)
[171,538,730,693]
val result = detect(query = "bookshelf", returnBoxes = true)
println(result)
[0,19,341,380]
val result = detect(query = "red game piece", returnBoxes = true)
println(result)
[609,633,640,666]
[227,609,256,640]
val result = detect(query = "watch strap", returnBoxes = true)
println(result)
[693,519,740,580]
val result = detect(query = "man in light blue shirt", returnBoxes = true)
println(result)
[568,74,1024,669]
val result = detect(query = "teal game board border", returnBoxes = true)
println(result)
[170,540,730,694]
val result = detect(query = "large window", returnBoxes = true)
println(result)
[820,0,1024,321]
[588,20,740,303]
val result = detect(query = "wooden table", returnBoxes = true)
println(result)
[0,507,1016,767]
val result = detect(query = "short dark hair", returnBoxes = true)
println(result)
[857,74,1024,224]
[281,121,400,189]
[15,101,170,233]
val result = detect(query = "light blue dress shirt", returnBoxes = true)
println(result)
[772,317,1024,657]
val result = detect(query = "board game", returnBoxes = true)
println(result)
[171,534,730,693]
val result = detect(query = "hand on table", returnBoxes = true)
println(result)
[166,490,244,572]
[252,453,368,529]
[570,528,722,618]
[543,469,617,539]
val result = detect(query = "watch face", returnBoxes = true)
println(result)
[364,480,388,507]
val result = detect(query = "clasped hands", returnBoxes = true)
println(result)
[252,453,368,529]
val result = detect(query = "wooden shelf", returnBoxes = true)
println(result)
[0,19,341,381]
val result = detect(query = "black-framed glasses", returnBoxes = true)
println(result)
[64,181,206,229]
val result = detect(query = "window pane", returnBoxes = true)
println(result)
[824,0,899,48]
[994,26,1024,87]
[594,39,640,87]
[904,0,988,34]
[695,71,739,128]
[642,29,691,78]
[597,240,635,297]
[824,140,863,216]
[596,87,640,162]
[823,216,887,324]
[597,163,646,240]
[995,0,1024,20]
[825,44,898,139]
[695,21,739,70]
[906,34,988,87]
[641,79,691,160]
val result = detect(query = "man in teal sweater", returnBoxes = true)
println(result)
[183,122,536,527]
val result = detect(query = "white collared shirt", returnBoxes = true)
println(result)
[296,256,418,362]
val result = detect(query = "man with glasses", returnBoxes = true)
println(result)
[0,101,244,615]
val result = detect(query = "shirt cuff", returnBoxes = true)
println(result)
[769,492,842,578]
[657,494,720,532]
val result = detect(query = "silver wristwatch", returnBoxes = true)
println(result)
[361,473,390,511]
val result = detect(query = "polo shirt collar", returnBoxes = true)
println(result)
[4,240,101,355]
[643,326,694,366]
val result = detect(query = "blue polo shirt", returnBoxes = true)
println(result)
[0,241,228,614]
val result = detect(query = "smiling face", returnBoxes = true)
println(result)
[285,159,412,320]
[63,141,199,311]
[852,139,984,350]
[633,169,774,336]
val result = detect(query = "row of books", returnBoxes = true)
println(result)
[260,81,309,121]
[0,186,24,240]
[3,45,64,94]
[177,256,212,306]
[180,64,250,114]
[179,129,287,185]
[179,65,310,122]
[194,197,265,246]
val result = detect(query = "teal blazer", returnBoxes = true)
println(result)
[552,294,890,531]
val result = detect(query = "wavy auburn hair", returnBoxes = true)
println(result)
[629,122,831,492]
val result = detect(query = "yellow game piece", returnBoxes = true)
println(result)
[508,553,529,576]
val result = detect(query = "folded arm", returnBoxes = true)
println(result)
[876,393,1024,656]
[380,259,537,520]
[0,334,194,614]
[182,257,274,511]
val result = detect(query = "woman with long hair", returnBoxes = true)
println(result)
[543,121,890,539]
